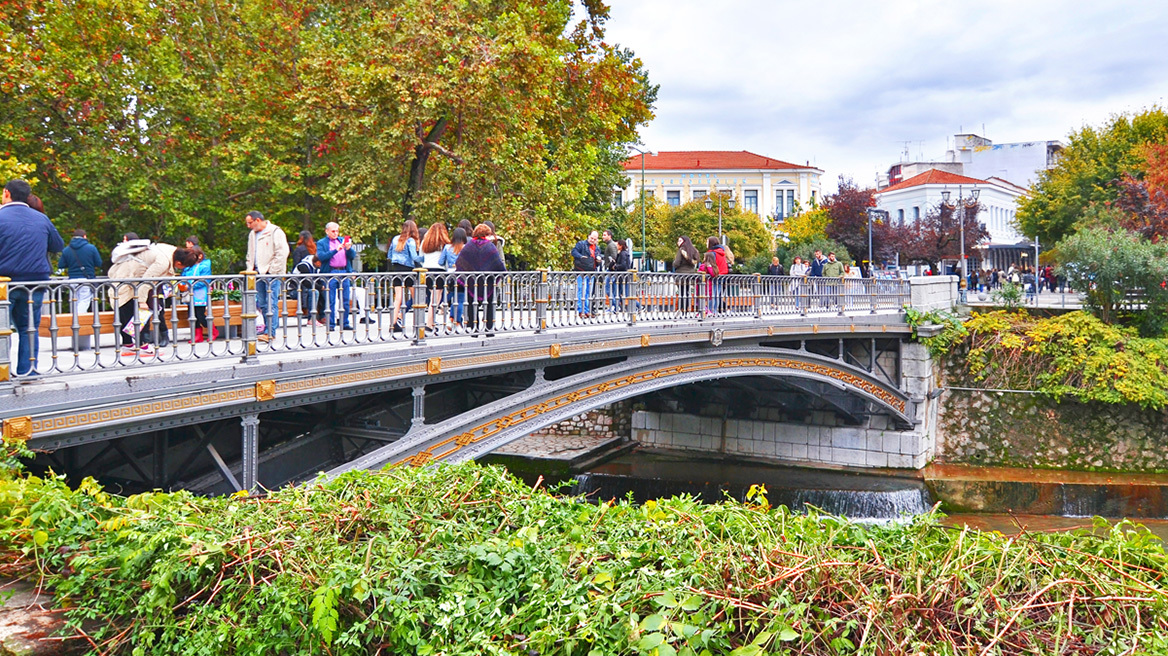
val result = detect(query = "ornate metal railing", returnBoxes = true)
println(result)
[0,271,909,380]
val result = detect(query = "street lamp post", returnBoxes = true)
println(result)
[941,186,979,301]
[865,208,888,275]
[704,193,735,244]
[627,145,651,271]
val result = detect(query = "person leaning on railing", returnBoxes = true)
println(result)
[387,220,423,333]
[107,235,176,355]
[173,247,217,342]
[455,224,506,336]
[317,222,355,331]
[673,236,700,316]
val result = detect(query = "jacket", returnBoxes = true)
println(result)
[246,222,290,275]
[602,239,618,270]
[107,240,177,305]
[388,236,422,268]
[614,249,632,272]
[673,247,697,274]
[809,256,825,277]
[571,239,599,272]
[59,237,102,279]
[766,263,784,276]
[455,238,506,301]
[706,246,729,275]
[0,202,64,281]
[822,259,845,278]
[316,237,355,273]
[181,258,212,306]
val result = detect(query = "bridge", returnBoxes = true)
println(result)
[0,270,957,494]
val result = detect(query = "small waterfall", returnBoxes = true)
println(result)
[570,473,933,521]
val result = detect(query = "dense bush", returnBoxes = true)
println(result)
[2,462,1168,654]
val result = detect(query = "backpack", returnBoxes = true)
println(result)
[1010,271,1021,284]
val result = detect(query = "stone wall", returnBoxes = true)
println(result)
[937,388,1168,472]
[528,400,632,442]
[909,275,959,312]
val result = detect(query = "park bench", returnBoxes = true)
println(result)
[37,301,300,341]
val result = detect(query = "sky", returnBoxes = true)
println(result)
[603,0,1168,192]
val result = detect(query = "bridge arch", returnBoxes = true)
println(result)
[328,346,913,475]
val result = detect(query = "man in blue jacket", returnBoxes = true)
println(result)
[0,179,65,377]
[58,228,102,313]
[316,221,355,330]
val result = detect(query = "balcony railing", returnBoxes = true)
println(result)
[0,271,910,380]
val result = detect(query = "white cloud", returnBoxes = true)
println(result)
[604,0,1168,190]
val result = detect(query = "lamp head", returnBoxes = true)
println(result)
[941,190,951,203]
[727,198,735,209]
[970,188,980,202]
[704,198,713,210]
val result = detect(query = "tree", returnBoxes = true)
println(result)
[623,192,771,266]
[878,202,988,273]
[776,237,851,271]
[1017,108,1168,245]
[780,207,829,246]
[822,176,876,261]
[1113,142,1168,243]
[0,0,656,268]
[1056,227,1168,335]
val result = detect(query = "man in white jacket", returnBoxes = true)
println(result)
[244,211,289,342]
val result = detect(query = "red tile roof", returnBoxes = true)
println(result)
[622,151,817,171]
[878,169,988,194]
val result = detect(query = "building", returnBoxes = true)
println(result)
[620,151,823,225]
[878,133,1063,191]
[875,169,1031,270]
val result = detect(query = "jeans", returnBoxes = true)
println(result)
[576,275,593,316]
[326,277,351,328]
[709,278,723,314]
[9,287,44,376]
[256,278,281,337]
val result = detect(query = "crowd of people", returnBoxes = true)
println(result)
[7,175,1063,367]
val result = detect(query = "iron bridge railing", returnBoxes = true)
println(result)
[0,271,910,380]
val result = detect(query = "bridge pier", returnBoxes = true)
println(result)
[411,386,426,431]
[240,413,260,492]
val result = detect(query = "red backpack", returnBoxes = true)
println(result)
[708,248,729,275]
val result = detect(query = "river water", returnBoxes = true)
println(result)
[554,450,1168,540]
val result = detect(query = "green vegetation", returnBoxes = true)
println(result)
[929,311,1168,410]
[3,462,1168,655]
[1055,226,1168,336]
[625,193,772,266]
[904,308,968,358]
[0,0,656,268]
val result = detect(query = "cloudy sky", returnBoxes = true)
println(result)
[604,0,1168,192]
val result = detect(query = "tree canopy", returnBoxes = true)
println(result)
[0,0,656,268]
[1016,108,1168,246]
[622,193,772,267]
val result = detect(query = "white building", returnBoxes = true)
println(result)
[875,169,1030,270]
[621,151,823,225]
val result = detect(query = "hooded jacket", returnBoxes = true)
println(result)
[107,240,177,305]
[0,201,64,281]
[58,237,102,279]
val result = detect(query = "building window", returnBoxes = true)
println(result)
[641,190,654,201]
[744,190,758,214]
[774,188,796,219]
[786,190,796,216]
[913,206,920,221]
[810,190,817,206]
[666,190,680,206]
[897,209,905,224]
[612,190,622,207]
[692,189,706,201]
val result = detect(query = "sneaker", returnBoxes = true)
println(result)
[359,316,374,324]
[138,344,156,358]
[257,334,272,343]
[392,322,404,333]
[314,319,327,327]
[120,345,138,357]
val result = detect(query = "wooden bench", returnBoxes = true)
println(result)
[38,301,300,339]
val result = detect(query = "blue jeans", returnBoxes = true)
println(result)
[256,278,281,337]
[327,277,351,328]
[576,275,593,315]
[709,278,723,314]
[10,287,44,376]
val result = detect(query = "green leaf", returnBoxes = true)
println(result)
[778,627,799,642]
[33,530,47,547]
[637,632,665,650]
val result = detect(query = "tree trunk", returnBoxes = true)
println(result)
[402,118,449,220]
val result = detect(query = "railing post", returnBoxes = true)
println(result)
[753,273,762,319]
[241,271,257,362]
[536,269,548,333]
[837,278,845,317]
[0,278,11,386]
[412,268,427,344]
[870,278,877,314]
[801,276,809,317]
[627,272,638,326]
[697,271,707,321]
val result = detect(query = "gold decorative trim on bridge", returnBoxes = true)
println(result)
[31,386,257,435]
[426,357,442,375]
[276,363,427,395]
[2,417,32,442]
[641,334,650,347]
[395,356,908,468]
[549,344,561,358]
[255,380,277,402]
